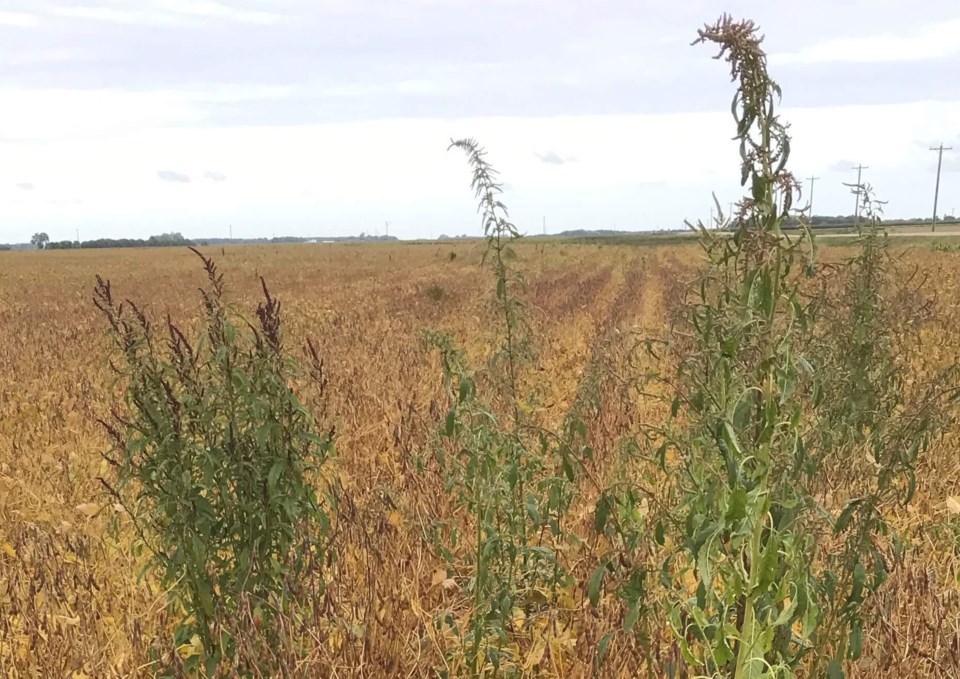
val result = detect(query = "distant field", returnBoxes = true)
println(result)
[1,240,958,677]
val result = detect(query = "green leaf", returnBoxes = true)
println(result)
[827,658,844,679]
[595,495,611,535]
[834,498,863,534]
[267,461,284,495]
[196,578,215,617]
[594,630,615,669]
[848,561,866,605]
[525,494,542,524]
[654,519,665,546]
[725,488,748,523]
[562,456,575,482]
[848,619,863,659]
[443,408,456,437]
[458,377,473,403]
[624,602,641,632]
[656,441,669,468]
[722,421,743,457]
[587,563,605,607]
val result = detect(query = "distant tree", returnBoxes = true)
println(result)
[147,232,191,246]
[30,232,49,250]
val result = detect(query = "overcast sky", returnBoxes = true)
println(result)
[2,0,959,242]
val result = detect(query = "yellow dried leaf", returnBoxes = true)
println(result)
[947,496,960,515]
[387,510,403,527]
[75,502,99,518]
[431,569,447,587]
[177,634,203,659]
[511,607,527,632]
[441,578,458,592]
[524,642,546,671]
[1,542,15,559]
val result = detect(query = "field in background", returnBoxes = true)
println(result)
[1,240,958,677]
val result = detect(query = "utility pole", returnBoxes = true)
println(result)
[385,221,389,238]
[542,215,546,236]
[852,164,869,228]
[75,226,80,244]
[806,175,820,218]
[229,224,233,240]
[930,143,953,232]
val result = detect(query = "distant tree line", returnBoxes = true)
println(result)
[45,232,193,250]
[202,234,397,245]
[785,214,957,229]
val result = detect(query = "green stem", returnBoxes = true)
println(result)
[734,483,768,678]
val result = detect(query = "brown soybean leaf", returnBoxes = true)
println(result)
[947,496,960,515]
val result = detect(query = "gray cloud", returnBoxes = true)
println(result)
[157,170,191,183]
[203,170,227,182]
[535,150,576,166]
[14,182,34,190]
[1,1,958,126]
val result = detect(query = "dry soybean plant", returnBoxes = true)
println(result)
[69,14,960,679]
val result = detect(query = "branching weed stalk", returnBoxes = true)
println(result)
[617,16,960,679]
[422,139,588,676]
[641,15,826,677]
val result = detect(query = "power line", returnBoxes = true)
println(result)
[806,175,820,217]
[930,143,953,232]
[851,164,869,228]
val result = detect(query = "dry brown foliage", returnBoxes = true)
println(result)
[1,240,958,677]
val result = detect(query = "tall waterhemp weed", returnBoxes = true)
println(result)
[94,249,334,676]
[621,16,960,679]
[424,139,589,676]
[806,187,960,676]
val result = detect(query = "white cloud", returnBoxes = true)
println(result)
[154,0,287,25]
[50,5,156,24]
[0,10,40,27]
[0,89,201,140]
[2,89,958,242]
[772,18,960,65]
